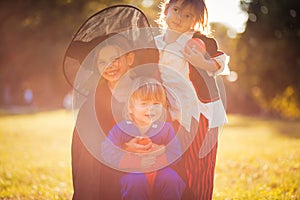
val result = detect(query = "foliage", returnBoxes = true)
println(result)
[0,111,299,199]
[0,0,136,108]
[237,0,300,118]
[270,86,300,119]
[0,0,299,119]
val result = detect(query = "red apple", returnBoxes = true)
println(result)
[184,38,206,55]
[137,137,152,145]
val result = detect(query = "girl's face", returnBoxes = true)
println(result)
[165,0,197,33]
[129,99,163,127]
[97,45,133,87]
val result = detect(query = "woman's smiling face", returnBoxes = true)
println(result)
[97,45,132,87]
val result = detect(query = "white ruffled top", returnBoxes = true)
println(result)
[155,31,229,131]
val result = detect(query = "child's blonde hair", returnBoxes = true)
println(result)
[129,77,167,107]
[124,77,167,120]
[156,0,209,33]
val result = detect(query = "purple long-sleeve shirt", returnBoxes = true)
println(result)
[102,120,182,172]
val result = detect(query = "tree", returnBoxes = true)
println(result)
[237,0,300,118]
[0,0,128,108]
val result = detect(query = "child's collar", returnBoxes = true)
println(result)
[117,120,163,137]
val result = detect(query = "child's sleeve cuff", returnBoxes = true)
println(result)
[207,53,230,77]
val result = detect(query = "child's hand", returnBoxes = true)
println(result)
[181,44,207,69]
[124,137,152,153]
[147,144,166,157]
[181,39,219,73]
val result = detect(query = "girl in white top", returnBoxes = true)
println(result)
[154,0,230,199]
[155,0,230,132]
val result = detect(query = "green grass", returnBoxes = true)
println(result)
[0,111,299,199]
[214,115,300,200]
[0,110,74,199]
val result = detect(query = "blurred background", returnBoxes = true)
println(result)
[0,0,299,119]
[0,1,299,199]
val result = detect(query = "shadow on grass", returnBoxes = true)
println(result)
[0,105,69,116]
[226,114,300,139]
[272,120,300,139]
[0,105,38,115]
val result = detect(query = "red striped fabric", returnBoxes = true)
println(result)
[183,115,218,200]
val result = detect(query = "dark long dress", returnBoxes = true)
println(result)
[71,79,124,200]
[71,62,160,199]
[67,5,161,200]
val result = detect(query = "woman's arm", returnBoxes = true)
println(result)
[101,126,124,168]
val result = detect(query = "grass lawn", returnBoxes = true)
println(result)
[0,110,74,199]
[0,110,299,199]
[214,115,300,200]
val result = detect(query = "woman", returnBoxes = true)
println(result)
[64,6,161,199]
[70,32,184,199]
[70,33,141,199]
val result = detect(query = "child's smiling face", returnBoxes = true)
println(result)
[165,0,197,33]
[129,99,163,127]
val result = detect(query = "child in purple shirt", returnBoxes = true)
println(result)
[102,77,185,200]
